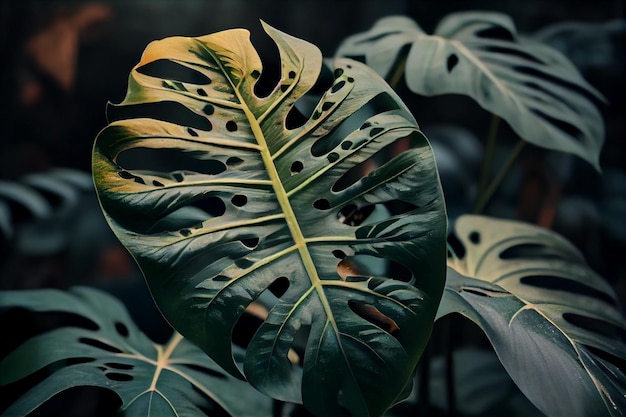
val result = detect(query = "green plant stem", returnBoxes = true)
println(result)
[472,139,526,214]
[477,115,501,197]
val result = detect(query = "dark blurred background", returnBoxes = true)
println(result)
[0,1,624,415]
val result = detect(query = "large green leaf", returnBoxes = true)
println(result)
[92,21,447,417]
[439,215,626,417]
[0,286,271,417]
[335,13,605,170]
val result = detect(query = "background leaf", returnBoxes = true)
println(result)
[92,21,447,417]
[335,12,605,170]
[0,286,271,417]
[439,214,626,417]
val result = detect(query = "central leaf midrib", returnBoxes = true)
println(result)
[233,92,338,330]
[244,106,322,285]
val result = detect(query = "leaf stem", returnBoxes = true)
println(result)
[472,139,526,214]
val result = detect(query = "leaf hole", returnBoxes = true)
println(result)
[268,276,290,298]
[241,237,259,249]
[475,26,515,41]
[105,372,133,382]
[78,337,123,353]
[337,254,386,280]
[331,132,419,193]
[563,312,626,341]
[251,29,280,98]
[330,80,346,93]
[226,120,238,132]
[311,93,399,156]
[313,199,331,210]
[115,322,129,337]
[231,194,247,207]
[286,105,309,129]
[232,277,289,349]
[235,258,254,269]
[499,243,573,261]
[529,108,584,142]
[290,160,304,174]
[469,231,480,244]
[105,362,134,370]
[136,59,212,84]
[213,275,230,282]
[337,204,374,226]
[203,104,215,115]
[187,127,198,137]
[321,101,334,111]
[460,287,491,297]
[446,54,459,72]
[190,196,226,217]
[332,250,347,259]
[107,101,214,131]
[197,88,208,96]
[369,127,384,137]
[348,300,399,335]
[117,148,226,175]
[226,156,244,167]
[520,275,617,306]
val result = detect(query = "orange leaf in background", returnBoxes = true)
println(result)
[25,3,112,93]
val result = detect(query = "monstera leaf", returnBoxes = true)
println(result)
[439,215,626,417]
[92,21,446,417]
[335,12,605,170]
[0,286,271,417]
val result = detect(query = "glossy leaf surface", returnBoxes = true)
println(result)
[92,22,447,417]
[0,286,270,417]
[335,13,605,170]
[439,215,626,417]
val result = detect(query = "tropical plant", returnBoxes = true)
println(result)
[1,11,624,417]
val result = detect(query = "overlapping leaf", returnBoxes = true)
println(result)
[439,215,626,417]
[92,21,446,417]
[335,12,605,170]
[0,286,270,417]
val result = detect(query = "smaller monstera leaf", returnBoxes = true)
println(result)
[335,12,605,170]
[440,215,626,417]
[0,286,270,417]
[92,21,447,417]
